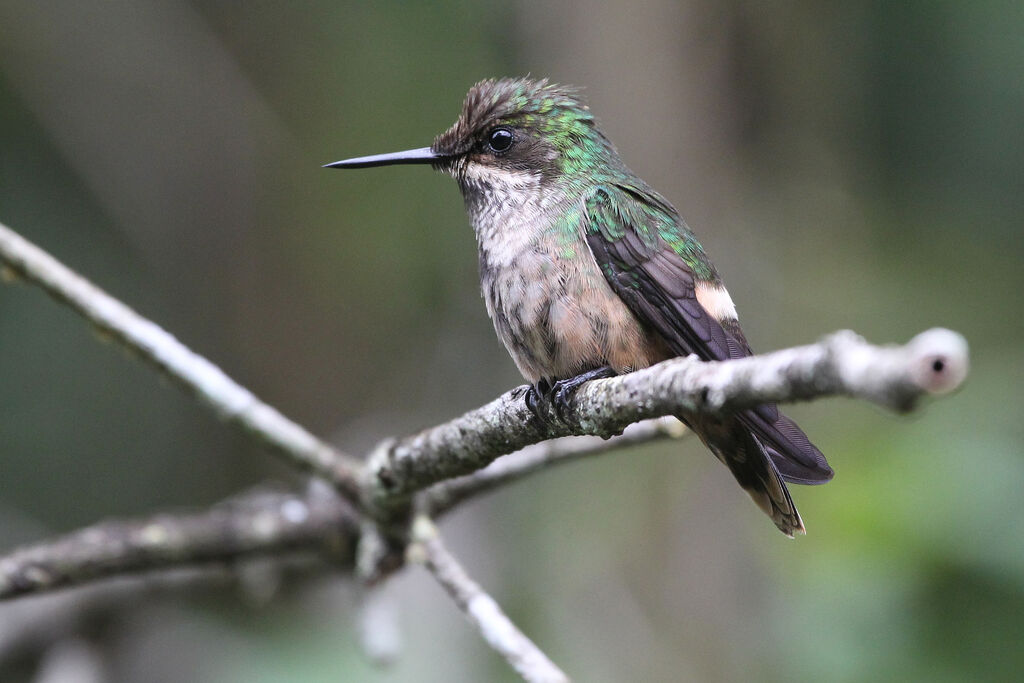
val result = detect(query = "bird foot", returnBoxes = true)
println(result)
[524,367,616,425]
[525,379,552,425]
[551,367,616,420]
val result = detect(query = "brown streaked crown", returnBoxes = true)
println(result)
[430,78,615,182]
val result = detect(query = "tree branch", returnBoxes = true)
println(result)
[0,422,681,605]
[367,328,968,503]
[0,219,971,681]
[0,420,684,604]
[0,222,363,502]
[423,418,686,515]
[0,487,358,600]
[2,221,969,515]
[413,518,570,683]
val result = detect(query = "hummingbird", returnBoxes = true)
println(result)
[325,78,832,536]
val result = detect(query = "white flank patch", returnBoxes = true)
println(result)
[695,282,738,320]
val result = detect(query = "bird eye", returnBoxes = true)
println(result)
[486,127,514,153]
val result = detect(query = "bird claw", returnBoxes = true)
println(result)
[524,368,616,425]
[525,382,551,424]
[551,381,577,422]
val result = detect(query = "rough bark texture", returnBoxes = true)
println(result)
[0,488,358,600]
[368,328,967,503]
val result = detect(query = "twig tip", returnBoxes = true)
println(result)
[907,327,969,395]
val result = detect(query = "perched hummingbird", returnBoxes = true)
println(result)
[326,78,832,536]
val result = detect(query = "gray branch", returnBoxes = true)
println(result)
[368,328,968,503]
[423,418,687,515]
[0,222,362,502]
[0,422,675,605]
[414,518,570,683]
[0,488,358,601]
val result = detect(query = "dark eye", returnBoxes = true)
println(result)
[486,127,514,153]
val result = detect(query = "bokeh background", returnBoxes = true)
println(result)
[1,1,1022,681]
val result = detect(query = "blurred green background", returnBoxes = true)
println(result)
[1,1,1022,681]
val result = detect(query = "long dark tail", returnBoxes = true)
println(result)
[741,410,833,486]
[688,414,802,536]
[685,409,830,536]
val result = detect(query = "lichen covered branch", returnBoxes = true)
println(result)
[0,488,358,600]
[423,418,687,515]
[369,328,968,502]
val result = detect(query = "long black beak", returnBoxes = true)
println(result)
[323,146,442,169]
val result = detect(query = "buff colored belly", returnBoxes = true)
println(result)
[483,247,667,384]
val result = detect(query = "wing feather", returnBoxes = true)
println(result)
[582,184,832,484]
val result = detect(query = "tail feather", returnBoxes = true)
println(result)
[741,411,833,485]
[689,414,805,537]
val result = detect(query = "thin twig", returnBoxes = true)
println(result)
[0,222,363,502]
[0,488,358,600]
[414,518,570,683]
[424,418,686,515]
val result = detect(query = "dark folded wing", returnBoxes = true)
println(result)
[583,186,744,362]
[581,184,832,483]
